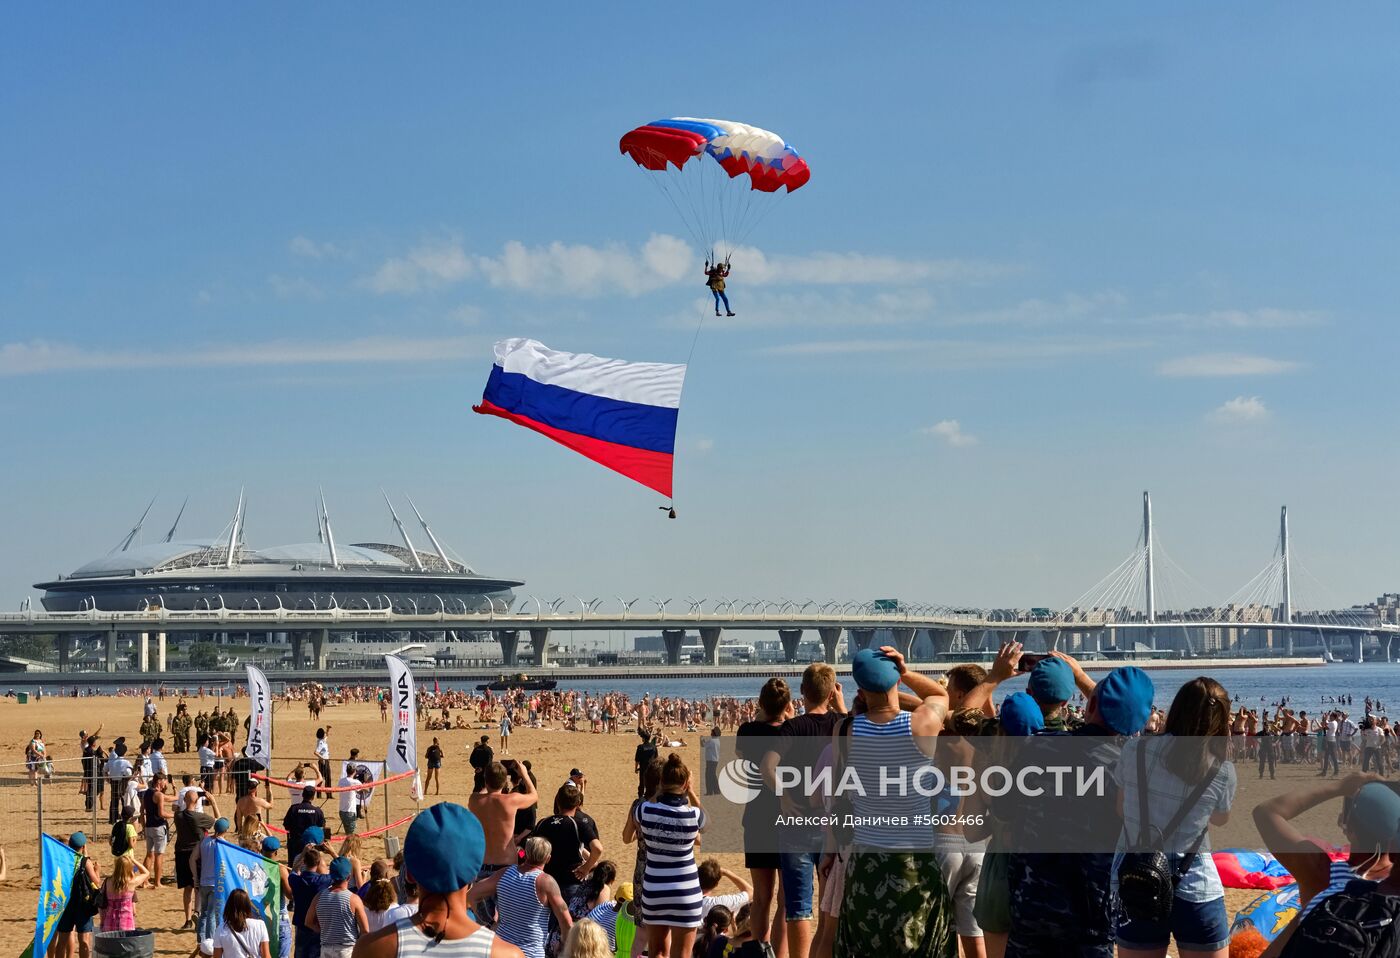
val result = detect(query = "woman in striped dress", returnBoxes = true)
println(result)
[471,838,574,958]
[636,754,706,958]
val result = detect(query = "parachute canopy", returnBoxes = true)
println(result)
[620,118,811,194]
[620,116,810,261]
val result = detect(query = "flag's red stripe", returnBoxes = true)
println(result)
[474,399,674,497]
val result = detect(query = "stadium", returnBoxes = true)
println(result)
[34,492,523,615]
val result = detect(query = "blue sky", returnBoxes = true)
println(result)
[2,4,1397,613]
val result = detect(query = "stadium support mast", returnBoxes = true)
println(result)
[406,496,455,571]
[319,487,340,570]
[225,488,244,569]
[383,490,425,571]
[118,495,158,553]
[164,497,188,543]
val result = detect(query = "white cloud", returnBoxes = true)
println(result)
[725,246,1005,286]
[922,420,978,447]
[0,337,477,377]
[365,239,475,294]
[759,336,1149,369]
[362,234,1007,299]
[289,236,346,260]
[937,291,1129,327]
[1141,308,1324,329]
[268,274,325,301]
[1157,353,1301,377]
[1209,396,1270,423]
[666,287,936,331]
[687,438,716,455]
[476,234,693,297]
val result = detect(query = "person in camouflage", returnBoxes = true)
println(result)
[194,710,209,745]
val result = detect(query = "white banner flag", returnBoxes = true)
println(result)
[385,655,416,777]
[245,665,273,770]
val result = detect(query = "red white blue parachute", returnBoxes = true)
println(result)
[620,117,810,262]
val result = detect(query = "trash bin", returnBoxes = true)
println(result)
[16,692,28,704]
[93,930,154,958]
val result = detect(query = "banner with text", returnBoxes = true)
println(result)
[245,665,273,770]
[385,654,416,777]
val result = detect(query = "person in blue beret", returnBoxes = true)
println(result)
[352,803,523,958]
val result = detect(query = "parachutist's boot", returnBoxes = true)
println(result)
[726,311,736,317]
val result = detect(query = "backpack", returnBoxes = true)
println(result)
[69,857,103,916]
[110,821,131,857]
[1279,879,1400,957]
[1116,742,1221,924]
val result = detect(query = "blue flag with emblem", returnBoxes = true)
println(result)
[30,834,80,958]
[213,839,283,958]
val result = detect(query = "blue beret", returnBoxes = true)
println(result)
[1095,667,1154,735]
[302,826,324,847]
[999,692,1046,736]
[851,648,900,693]
[329,856,353,882]
[1027,658,1076,705]
[405,802,485,894]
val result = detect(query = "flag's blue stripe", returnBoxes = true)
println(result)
[483,367,678,455]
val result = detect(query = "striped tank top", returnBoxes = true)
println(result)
[494,866,549,958]
[316,888,361,950]
[393,916,495,958]
[848,711,934,849]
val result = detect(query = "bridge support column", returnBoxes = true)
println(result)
[495,630,520,667]
[817,628,842,665]
[138,632,150,672]
[996,630,1019,653]
[529,628,550,667]
[891,628,916,662]
[105,629,118,673]
[1044,630,1062,653]
[662,630,686,666]
[961,629,986,655]
[313,629,328,670]
[928,629,956,658]
[57,634,70,672]
[1381,633,1393,663]
[849,629,876,653]
[1355,633,1365,664]
[699,628,723,666]
[156,632,166,673]
[1284,628,1294,658]
[778,629,804,664]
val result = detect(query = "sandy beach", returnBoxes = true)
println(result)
[0,691,1333,958]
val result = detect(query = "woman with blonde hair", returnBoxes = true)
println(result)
[99,853,150,931]
[562,918,612,958]
[339,833,366,888]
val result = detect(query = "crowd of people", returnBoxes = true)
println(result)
[34,650,1400,958]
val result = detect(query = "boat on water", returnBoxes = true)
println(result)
[477,673,558,692]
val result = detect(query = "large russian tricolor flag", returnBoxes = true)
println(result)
[473,338,686,498]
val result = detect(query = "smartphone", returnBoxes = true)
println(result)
[1017,653,1050,673]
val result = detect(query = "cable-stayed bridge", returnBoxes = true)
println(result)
[0,492,1393,672]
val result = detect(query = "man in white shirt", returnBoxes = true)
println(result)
[198,738,217,791]
[1321,711,1341,777]
[336,770,360,834]
[106,742,134,824]
[315,726,332,797]
[150,738,169,778]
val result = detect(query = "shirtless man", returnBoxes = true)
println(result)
[467,760,537,924]
[235,785,274,833]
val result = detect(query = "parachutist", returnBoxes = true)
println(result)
[705,261,734,317]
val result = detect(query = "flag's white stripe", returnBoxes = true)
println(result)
[493,338,685,410]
